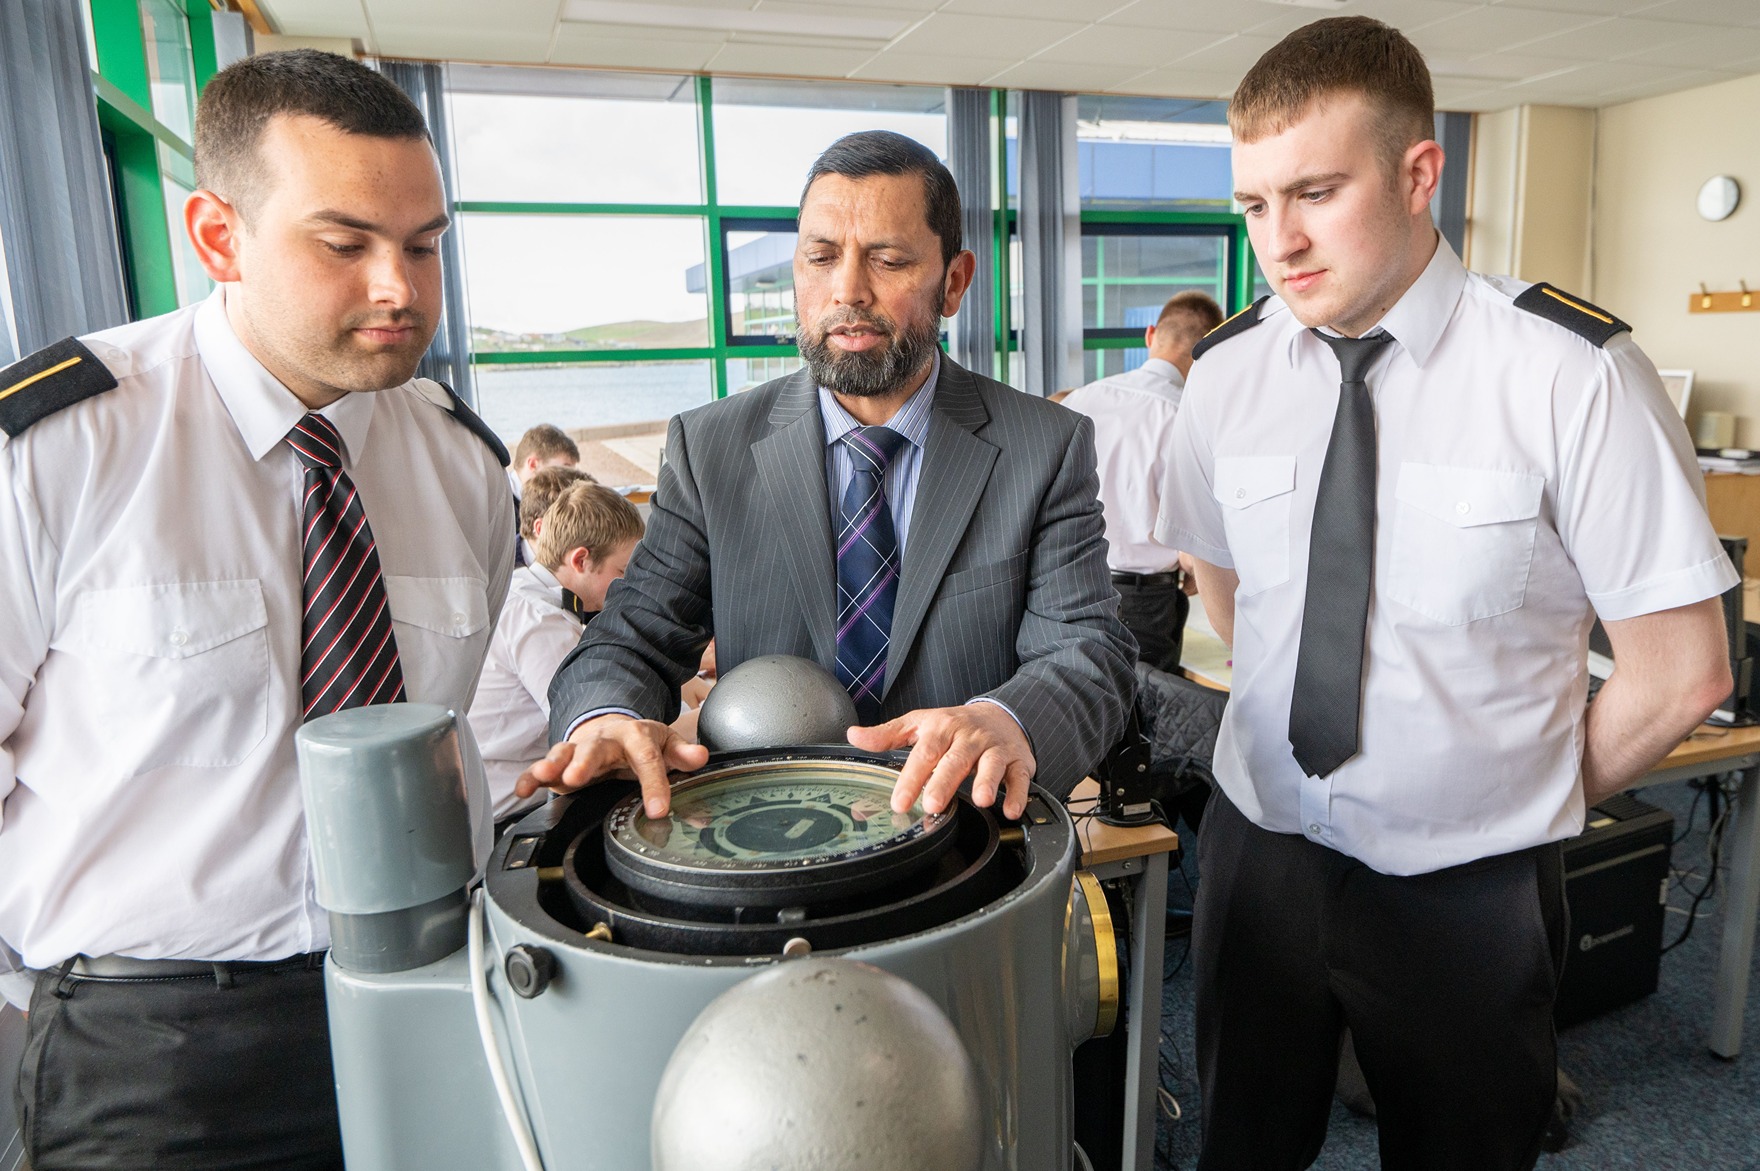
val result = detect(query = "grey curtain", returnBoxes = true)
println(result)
[0,0,128,355]
[376,59,477,408]
[945,87,993,379]
[1017,91,1082,398]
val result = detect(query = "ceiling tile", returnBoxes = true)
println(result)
[1491,0,1665,13]
[1030,23,1192,69]
[705,41,880,76]
[1592,66,1746,104]
[261,0,369,40]
[1615,26,1760,69]
[549,28,726,70]
[365,29,555,62]
[370,0,558,39]
[1106,66,1241,99]
[1622,0,1760,28]
[553,20,728,45]
[848,50,1020,85]
[1513,15,1709,60]
[1430,79,1505,108]
[1345,0,1488,30]
[983,59,1148,93]
[1101,0,1272,35]
[1406,5,1604,55]
[747,1,933,26]
[939,0,1124,19]
[1170,33,1286,73]
[1434,51,1585,80]
[886,12,1089,59]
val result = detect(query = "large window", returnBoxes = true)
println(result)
[447,71,950,459]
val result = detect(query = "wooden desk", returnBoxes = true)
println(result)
[1070,778,1179,1171]
[1637,722,1760,1058]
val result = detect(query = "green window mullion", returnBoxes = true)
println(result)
[102,121,179,317]
[697,74,730,400]
[991,90,1010,377]
[1235,228,1258,314]
[181,0,218,91]
[88,0,151,109]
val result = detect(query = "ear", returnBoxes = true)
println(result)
[1403,138,1446,217]
[1144,324,1157,350]
[568,545,593,575]
[939,249,978,319]
[186,189,244,283]
[530,515,544,538]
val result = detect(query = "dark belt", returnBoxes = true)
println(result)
[57,951,327,981]
[1112,570,1182,588]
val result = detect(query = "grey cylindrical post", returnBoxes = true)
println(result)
[296,704,474,973]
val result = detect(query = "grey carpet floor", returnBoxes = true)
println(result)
[1153,776,1760,1170]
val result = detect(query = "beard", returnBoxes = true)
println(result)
[796,293,943,399]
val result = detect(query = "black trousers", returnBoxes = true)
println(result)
[16,959,344,1171]
[1193,790,1567,1171]
[1114,575,1190,674]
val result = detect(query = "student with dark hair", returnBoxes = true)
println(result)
[1157,18,1732,1169]
[525,129,1135,824]
[0,49,514,1169]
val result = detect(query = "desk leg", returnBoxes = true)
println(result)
[1120,851,1168,1171]
[1712,763,1760,1058]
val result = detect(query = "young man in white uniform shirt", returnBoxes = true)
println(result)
[0,52,512,1170]
[1061,290,1222,671]
[1157,19,1734,1171]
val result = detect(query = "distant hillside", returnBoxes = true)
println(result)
[473,319,707,353]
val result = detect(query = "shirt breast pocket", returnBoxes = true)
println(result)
[384,576,491,703]
[1387,463,1544,626]
[1213,456,1296,596]
[65,580,270,775]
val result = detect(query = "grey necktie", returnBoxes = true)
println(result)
[1288,329,1395,778]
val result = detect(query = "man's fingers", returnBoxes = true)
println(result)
[890,720,955,812]
[663,737,710,773]
[920,739,980,815]
[1001,759,1034,820]
[847,715,913,753]
[969,749,1009,810]
[620,730,677,817]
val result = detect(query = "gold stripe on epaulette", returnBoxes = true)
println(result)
[0,356,83,404]
[1541,287,1613,325]
[1205,303,1253,337]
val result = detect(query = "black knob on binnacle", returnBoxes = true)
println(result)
[505,944,557,999]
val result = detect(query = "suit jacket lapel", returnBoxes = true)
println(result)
[753,369,837,667]
[887,359,996,693]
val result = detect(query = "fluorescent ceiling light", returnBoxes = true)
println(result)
[561,1,911,43]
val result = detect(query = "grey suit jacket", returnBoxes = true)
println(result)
[546,358,1137,797]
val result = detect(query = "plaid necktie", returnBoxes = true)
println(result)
[1288,330,1395,777]
[835,425,908,723]
[286,413,407,721]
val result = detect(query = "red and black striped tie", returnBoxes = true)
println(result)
[287,413,407,721]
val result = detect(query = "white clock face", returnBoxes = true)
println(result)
[1698,176,1740,223]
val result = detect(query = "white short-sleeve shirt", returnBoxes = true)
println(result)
[1156,239,1735,876]
[469,563,583,819]
[0,290,515,969]
[1061,358,1185,575]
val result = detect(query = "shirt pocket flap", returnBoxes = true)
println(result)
[1395,464,1544,529]
[71,580,268,660]
[1214,456,1297,510]
[384,575,490,638]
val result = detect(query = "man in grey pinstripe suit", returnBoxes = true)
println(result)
[521,131,1136,823]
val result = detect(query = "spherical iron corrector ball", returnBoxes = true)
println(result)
[651,957,985,1171]
[695,654,860,752]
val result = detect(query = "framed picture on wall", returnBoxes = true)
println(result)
[1657,369,1695,419]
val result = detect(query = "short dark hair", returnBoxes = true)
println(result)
[1230,16,1434,168]
[195,49,430,219]
[800,131,963,266]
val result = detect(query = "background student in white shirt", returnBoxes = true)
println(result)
[519,461,593,565]
[1060,290,1223,671]
[1157,18,1734,1171]
[473,480,643,824]
[507,423,580,565]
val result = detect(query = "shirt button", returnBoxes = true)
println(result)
[1308,823,1322,834]
[169,628,189,647]
[1456,501,1471,515]
[451,612,467,625]
[1235,488,1246,499]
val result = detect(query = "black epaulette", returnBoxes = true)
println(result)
[0,338,118,438]
[1190,296,1270,361]
[436,380,510,467]
[1513,283,1630,347]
